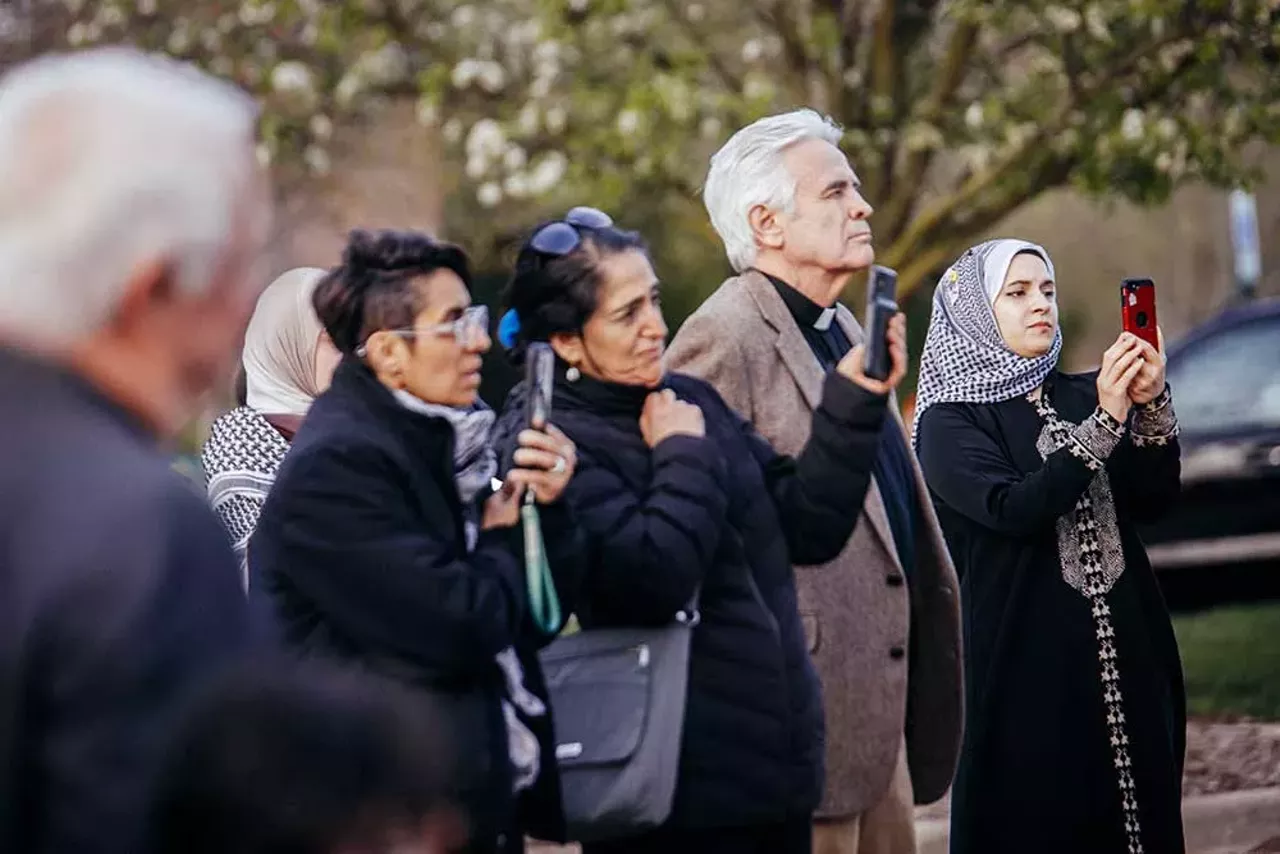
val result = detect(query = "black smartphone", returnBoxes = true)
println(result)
[864,265,899,381]
[525,342,555,430]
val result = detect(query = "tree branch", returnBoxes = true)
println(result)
[656,0,745,94]
[876,17,979,240]
[858,0,897,206]
[892,233,969,300]
[754,0,812,105]
[882,24,1205,268]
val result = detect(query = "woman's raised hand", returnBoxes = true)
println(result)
[1097,332,1146,422]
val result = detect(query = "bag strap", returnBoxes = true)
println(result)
[520,500,563,634]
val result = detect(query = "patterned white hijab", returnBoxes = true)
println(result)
[911,238,1063,445]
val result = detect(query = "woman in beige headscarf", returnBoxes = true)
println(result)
[202,267,339,587]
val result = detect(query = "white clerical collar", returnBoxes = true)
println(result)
[814,307,837,331]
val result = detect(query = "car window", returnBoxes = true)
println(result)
[1167,314,1280,434]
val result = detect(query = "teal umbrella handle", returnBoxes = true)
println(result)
[520,500,562,635]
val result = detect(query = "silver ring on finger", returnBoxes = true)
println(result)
[551,455,567,474]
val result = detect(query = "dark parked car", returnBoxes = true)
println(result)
[1139,298,1280,606]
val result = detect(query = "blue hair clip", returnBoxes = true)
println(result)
[498,308,521,350]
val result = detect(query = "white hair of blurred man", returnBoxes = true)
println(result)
[0,47,271,434]
[703,108,843,273]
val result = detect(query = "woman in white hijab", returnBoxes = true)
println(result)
[202,267,339,586]
[913,239,1185,854]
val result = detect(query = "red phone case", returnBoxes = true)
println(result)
[1121,278,1159,350]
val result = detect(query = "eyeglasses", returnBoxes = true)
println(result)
[355,304,489,357]
[527,206,614,257]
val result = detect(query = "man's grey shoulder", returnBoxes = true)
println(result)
[679,274,767,331]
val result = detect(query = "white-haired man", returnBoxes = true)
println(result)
[0,48,269,853]
[666,109,963,854]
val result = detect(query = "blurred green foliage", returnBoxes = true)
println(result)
[37,0,1280,303]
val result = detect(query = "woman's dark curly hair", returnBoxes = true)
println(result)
[500,223,648,366]
[313,229,472,356]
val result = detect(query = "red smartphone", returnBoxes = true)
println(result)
[1121,277,1159,350]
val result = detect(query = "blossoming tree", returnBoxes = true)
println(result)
[42,0,1280,295]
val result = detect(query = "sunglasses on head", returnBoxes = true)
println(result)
[527,206,614,257]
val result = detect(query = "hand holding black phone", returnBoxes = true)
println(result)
[864,265,899,381]
[525,342,556,431]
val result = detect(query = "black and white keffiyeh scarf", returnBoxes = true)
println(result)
[911,238,1062,445]
[916,240,1180,852]
[202,407,292,589]
[393,390,547,794]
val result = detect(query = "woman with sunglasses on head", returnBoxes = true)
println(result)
[491,208,905,854]
[250,230,586,854]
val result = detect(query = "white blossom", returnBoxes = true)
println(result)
[66,22,90,46]
[137,0,159,15]
[686,4,706,22]
[477,62,507,93]
[699,116,723,139]
[310,114,334,141]
[1044,6,1082,33]
[166,27,192,54]
[568,0,589,11]
[743,75,773,101]
[357,43,411,87]
[255,143,273,167]
[530,76,554,99]
[465,156,488,180]
[517,103,541,136]
[201,28,222,53]
[304,145,332,176]
[741,39,764,63]
[451,5,476,28]
[1120,109,1144,141]
[529,152,568,194]
[451,59,479,88]
[545,106,568,134]
[466,119,507,160]
[477,182,503,208]
[965,102,984,130]
[503,145,528,171]
[270,61,318,112]
[504,172,532,199]
[416,98,440,126]
[616,109,641,135]
[443,118,465,144]
[1084,5,1110,40]
[98,5,126,28]
[335,72,363,108]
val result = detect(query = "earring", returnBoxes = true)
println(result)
[566,365,581,382]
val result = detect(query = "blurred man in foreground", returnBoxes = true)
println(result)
[0,47,269,853]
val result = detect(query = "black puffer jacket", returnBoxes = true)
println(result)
[252,359,585,851]
[494,366,887,828]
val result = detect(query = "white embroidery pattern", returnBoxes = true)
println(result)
[1032,392,1143,853]
[1132,386,1179,448]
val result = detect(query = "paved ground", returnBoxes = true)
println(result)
[530,721,1280,854]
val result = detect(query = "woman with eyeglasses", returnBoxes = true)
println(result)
[251,230,586,854]
[491,209,903,854]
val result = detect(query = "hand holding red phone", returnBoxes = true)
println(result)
[1127,326,1166,405]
